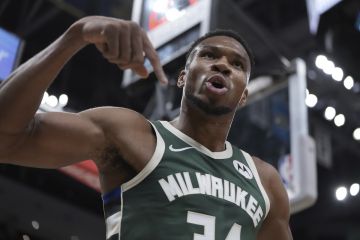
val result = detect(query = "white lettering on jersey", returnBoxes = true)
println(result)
[195,172,212,195]
[158,175,184,201]
[158,172,264,227]
[211,175,224,199]
[183,172,200,195]
[224,180,236,203]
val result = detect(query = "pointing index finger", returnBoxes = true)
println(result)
[142,31,168,85]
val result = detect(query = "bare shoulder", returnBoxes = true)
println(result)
[251,157,281,190]
[252,156,292,240]
[251,156,289,205]
[251,156,277,183]
[80,106,154,142]
[80,107,157,175]
[79,106,151,132]
[79,106,155,157]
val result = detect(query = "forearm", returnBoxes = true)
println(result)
[0,22,87,134]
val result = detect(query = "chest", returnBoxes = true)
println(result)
[120,150,267,239]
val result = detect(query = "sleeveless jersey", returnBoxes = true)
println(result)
[102,121,270,240]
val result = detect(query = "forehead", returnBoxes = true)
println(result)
[197,36,249,60]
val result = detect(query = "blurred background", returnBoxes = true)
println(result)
[0,0,360,239]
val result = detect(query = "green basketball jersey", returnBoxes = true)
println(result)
[102,121,270,240]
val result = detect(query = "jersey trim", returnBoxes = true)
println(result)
[121,122,165,192]
[119,192,124,240]
[106,211,121,239]
[160,121,233,159]
[241,150,271,218]
[103,187,122,240]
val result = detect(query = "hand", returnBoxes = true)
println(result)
[77,16,168,84]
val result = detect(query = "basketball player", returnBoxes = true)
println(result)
[0,16,292,239]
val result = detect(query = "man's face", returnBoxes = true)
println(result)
[179,35,250,116]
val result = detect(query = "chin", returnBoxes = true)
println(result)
[185,90,233,116]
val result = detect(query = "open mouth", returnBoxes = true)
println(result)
[211,81,224,89]
[205,75,229,95]
[206,75,227,89]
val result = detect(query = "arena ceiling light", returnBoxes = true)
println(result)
[334,114,345,127]
[331,67,344,81]
[40,92,69,111]
[350,183,360,196]
[324,106,336,120]
[22,234,31,240]
[305,93,318,108]
[59,94,69,107]
[353,128,360,141]
[343,76,354,90]
[31,220,40,230]
[46,95,58,108]
[322,59,335,75]
[335,186,348,201]
[314,55,347,82]
[315,54,328,69]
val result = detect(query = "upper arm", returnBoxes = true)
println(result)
[0,109,106,168]
[0,107,147,169]
[255,159,293,240]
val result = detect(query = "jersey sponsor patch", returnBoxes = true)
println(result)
[233,160,253,179]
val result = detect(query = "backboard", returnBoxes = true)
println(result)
[122,0,212,87]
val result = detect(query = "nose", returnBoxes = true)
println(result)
[210,57,231,75]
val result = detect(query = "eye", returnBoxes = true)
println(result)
[201,51,216,59]
[233,60,244,69]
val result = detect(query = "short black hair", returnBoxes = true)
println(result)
[185,29,255,69]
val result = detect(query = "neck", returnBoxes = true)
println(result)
[171,103,235,152]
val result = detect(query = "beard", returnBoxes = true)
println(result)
[184,86,233,116]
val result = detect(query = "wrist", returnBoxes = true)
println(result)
[63,20,89,50]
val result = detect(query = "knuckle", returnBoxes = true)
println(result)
[132,55,144,65]
[103,24,116,35]
[119,56,130,65]
[121,22,130,32]
[129,21,140,30]
[118,64,129,70]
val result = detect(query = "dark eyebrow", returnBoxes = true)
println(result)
[199,45,249,66]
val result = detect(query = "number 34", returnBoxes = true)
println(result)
[187,211,242,240]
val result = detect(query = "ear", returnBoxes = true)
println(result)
[177,70,186,88]
[238,88,248,107]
